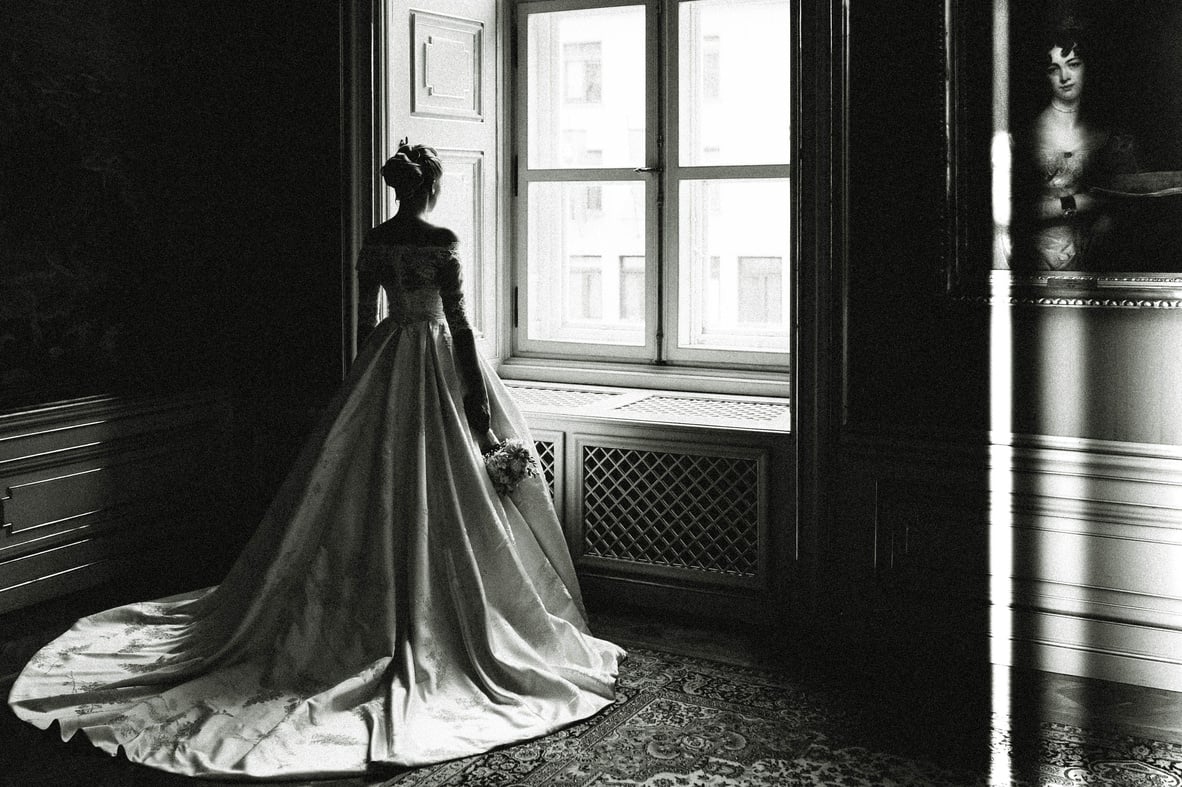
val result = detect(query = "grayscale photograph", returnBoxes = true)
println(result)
[2,1,1181,786]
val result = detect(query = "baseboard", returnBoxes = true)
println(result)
[1000,609,1182,693]
[580,572,775,626]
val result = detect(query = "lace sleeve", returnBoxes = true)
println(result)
[437,247,471,332]
[356,245,383,272]
[355,245,382,339]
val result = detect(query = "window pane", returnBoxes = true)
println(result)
[528,6,645,169]
[679,0,790,167]
[679,179,789,352]
[528,181,645,345]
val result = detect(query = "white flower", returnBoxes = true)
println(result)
[483,439,541,496]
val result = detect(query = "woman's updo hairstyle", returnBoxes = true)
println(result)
[1046,25,1085,64]
[381,141,444,206]
[1038,9,1088,65]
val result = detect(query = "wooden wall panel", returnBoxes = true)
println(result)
[0,390,233,614]
[835,432,1182,691]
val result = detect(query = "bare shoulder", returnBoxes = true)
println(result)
[366,219,403,245]
[429,225,459,246]
[364,218,457,248]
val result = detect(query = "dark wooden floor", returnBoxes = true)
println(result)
[2,577,1180,785]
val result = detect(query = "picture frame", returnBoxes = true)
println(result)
[945,0,1182,306]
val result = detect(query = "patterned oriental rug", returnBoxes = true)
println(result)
[380,647,1182,787]
[5,626,1182,785]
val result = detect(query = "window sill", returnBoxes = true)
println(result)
[501,377,791,435]
[495,357,790,401]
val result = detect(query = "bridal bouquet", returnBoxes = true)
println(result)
[483,438,541,496]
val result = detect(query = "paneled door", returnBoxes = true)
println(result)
[382,0,499,355]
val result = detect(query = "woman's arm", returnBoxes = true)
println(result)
[357,273,381,347]
[453,328,492,437]
[437,242,493,447]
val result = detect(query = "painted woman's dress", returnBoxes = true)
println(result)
[7,242,625,779]
[1009,130,1138,271]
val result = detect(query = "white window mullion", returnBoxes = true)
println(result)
[659,0,678,365]
[521,168,647,182]
[673,164,792,181]
[647,0,665,363]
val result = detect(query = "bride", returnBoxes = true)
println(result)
[7,143,625,779]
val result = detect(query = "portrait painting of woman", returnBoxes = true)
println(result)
[996,0,1182,274]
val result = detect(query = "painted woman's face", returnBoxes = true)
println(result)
[1046,46,1085,103]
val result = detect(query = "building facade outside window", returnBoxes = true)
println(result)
[737,256,784,324]
[568,255,604,320]
[619,255,646,322]
[563,41,603,103]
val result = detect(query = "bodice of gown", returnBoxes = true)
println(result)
[1032,144,1097,194]
[1016,127,1137,198]
[356,242,470,329]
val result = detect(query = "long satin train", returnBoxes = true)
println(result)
[8,312,624,779]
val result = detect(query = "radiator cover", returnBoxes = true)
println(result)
[509,381,790,615]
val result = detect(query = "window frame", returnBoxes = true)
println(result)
[513,0,660,363]
[506,0,795,393]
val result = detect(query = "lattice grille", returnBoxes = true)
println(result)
[582,445,759,577]
[618,395,789,422]
[508,385,620,409]
[534,440,556,499]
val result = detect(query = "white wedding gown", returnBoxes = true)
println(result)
[7,242,625,779]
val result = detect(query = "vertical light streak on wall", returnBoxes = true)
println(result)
[988,0,1015,783]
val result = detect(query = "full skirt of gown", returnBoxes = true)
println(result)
[6,310,625,779]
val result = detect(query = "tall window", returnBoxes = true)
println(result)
[516,0,791,369]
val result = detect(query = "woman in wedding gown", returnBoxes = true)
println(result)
[7,143,625,779]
